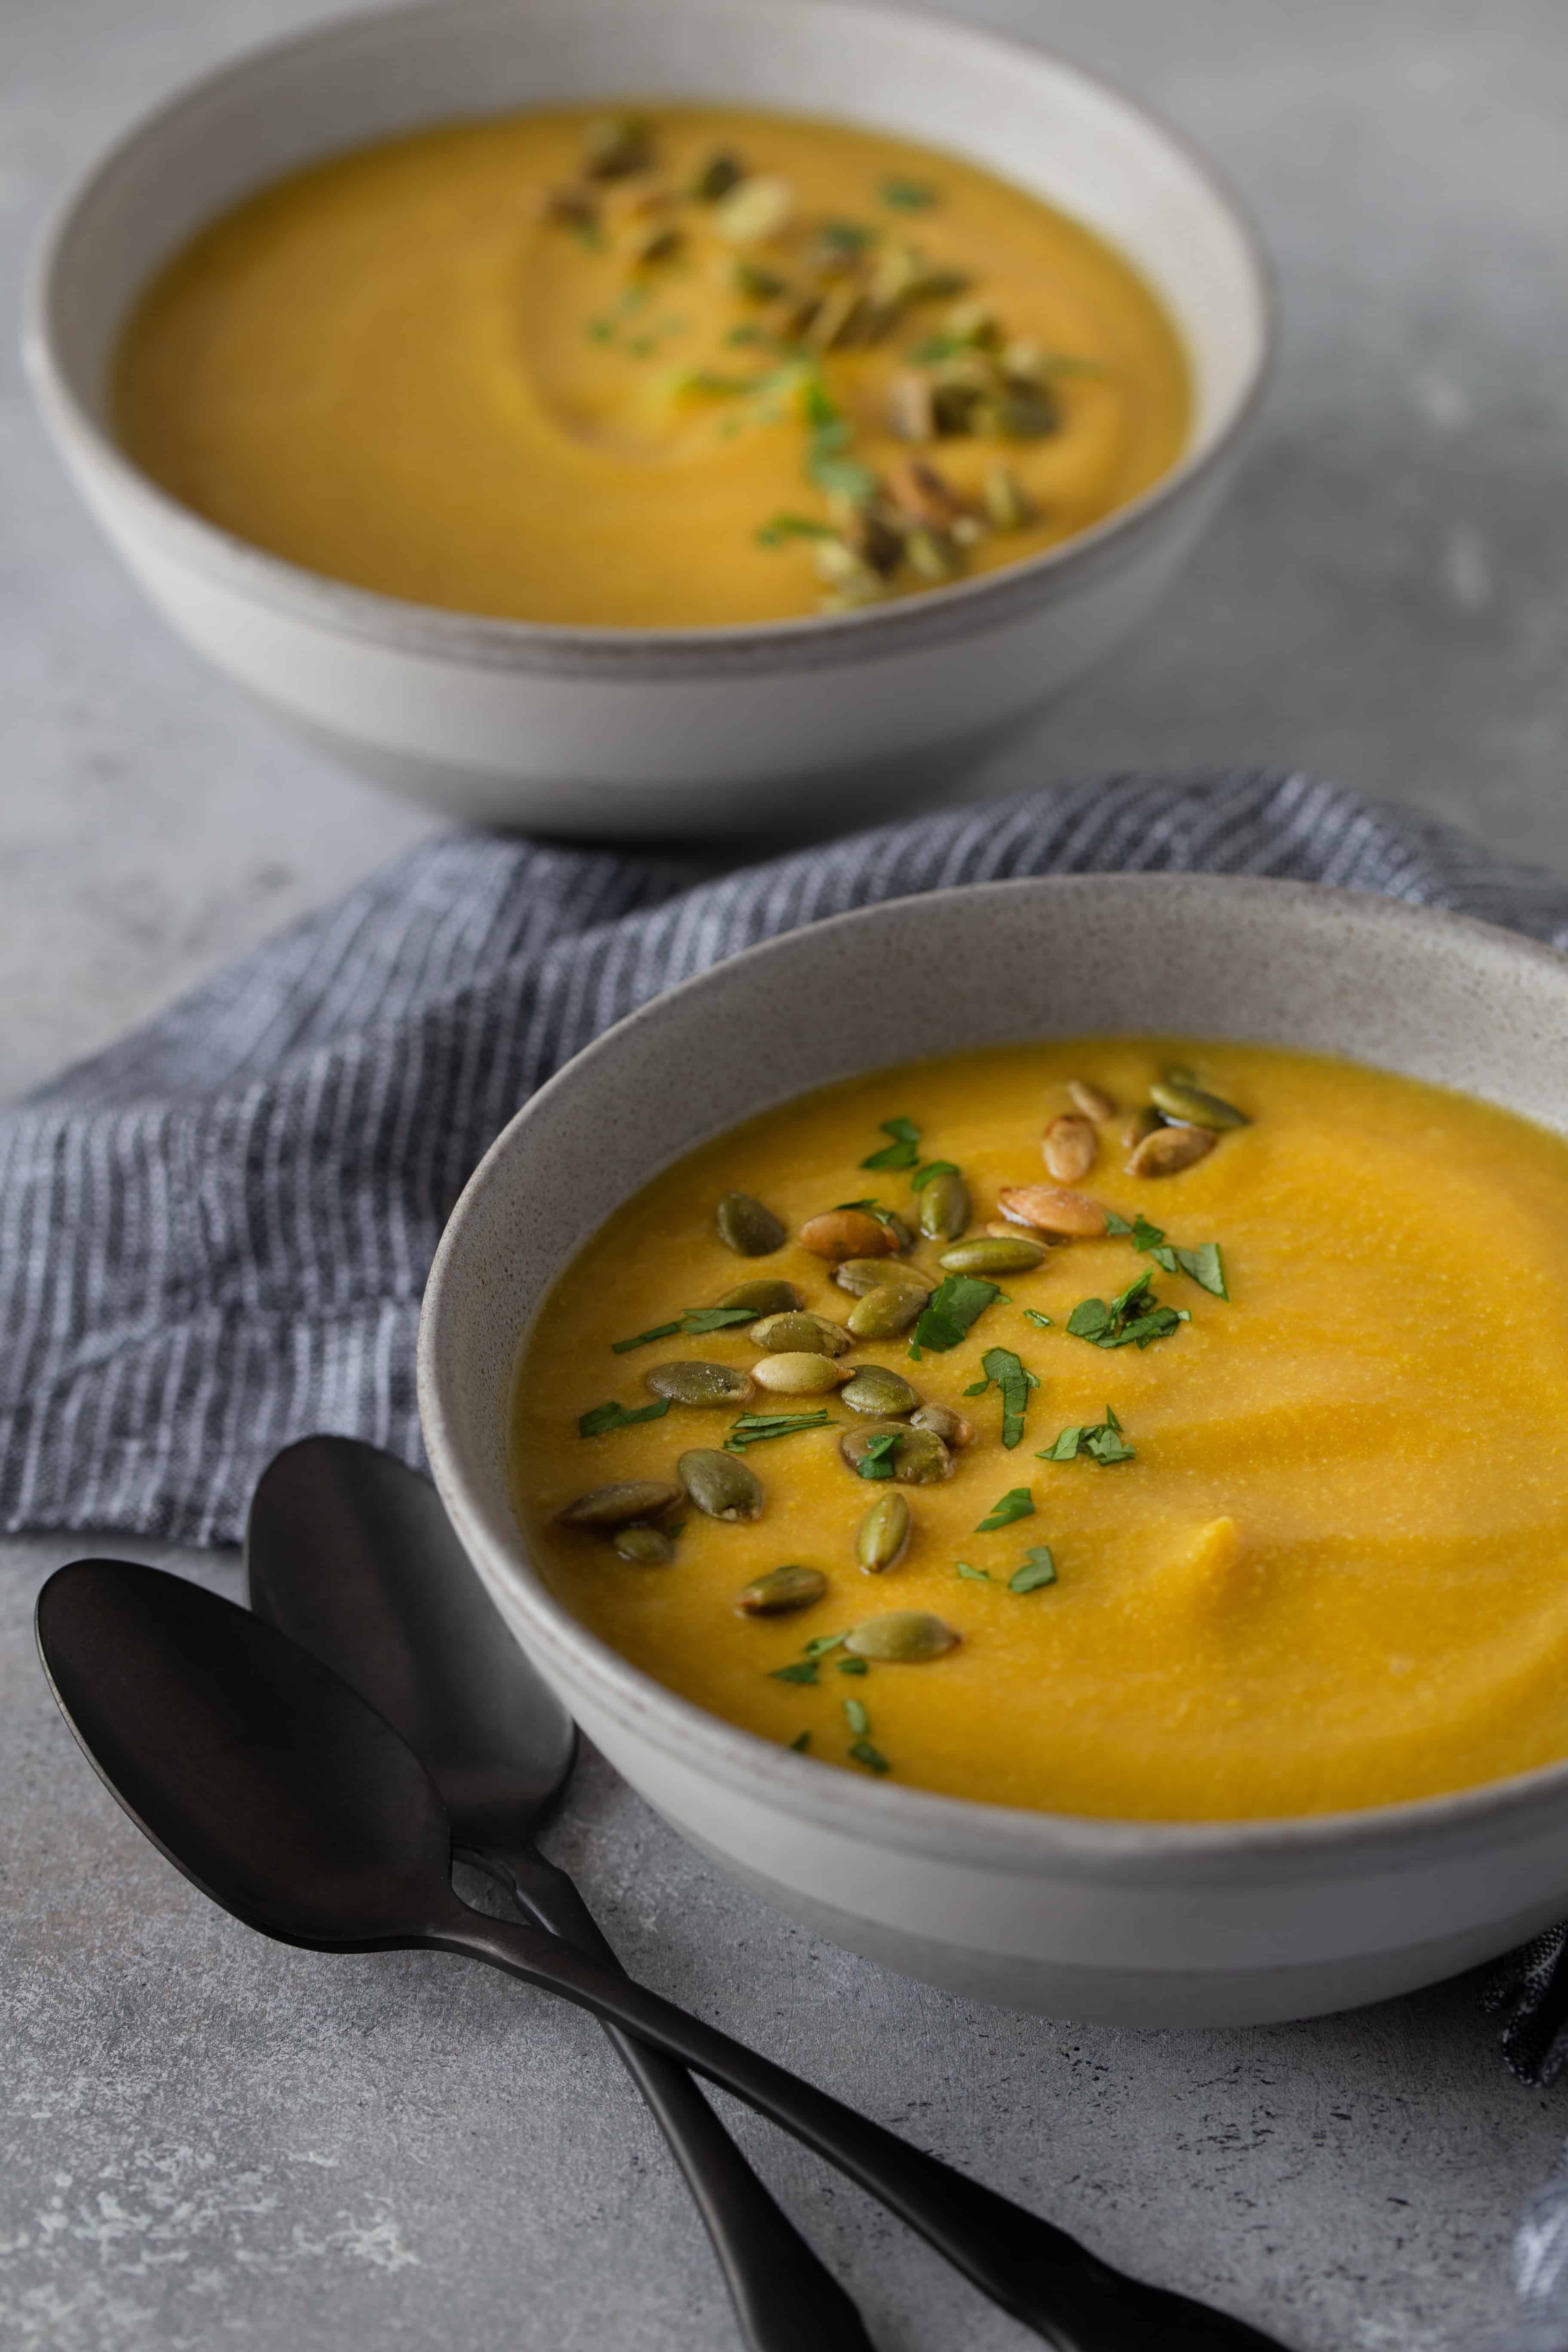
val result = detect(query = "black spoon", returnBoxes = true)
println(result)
[37,1557,1291,2352]
[244,1434,873,2352]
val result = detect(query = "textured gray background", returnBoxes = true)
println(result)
[5,0,1568,2344]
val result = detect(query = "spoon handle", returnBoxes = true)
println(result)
[432,1899,1288,2352]
[475,1844,876,2352]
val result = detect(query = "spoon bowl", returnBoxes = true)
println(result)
[38,1556,448,1948]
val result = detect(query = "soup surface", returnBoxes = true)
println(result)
[512,1041,1568,1821]
[113,105,1190,627]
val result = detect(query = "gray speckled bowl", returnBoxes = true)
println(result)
[24,0,1271,837]
[419,874,1568,2024]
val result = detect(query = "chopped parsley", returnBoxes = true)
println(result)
[577,1396,672,1438]
[976,1485,1035,1532]
[1065,1272,1189,1352]
[726,1410,835,1452]
[956,1560,992,1583]
[880,177,938,211]
[908,1274,1004,1358]
[803,374,878,504]
[861,1116,922,1171]
[1041,1404,1135,1466]
[789,1729,811,1751]
[757,512,835,547]
[837,1655,869,1676]
[833,1196,900,1225]
[1023,1309,1054,1331]
[910,1159,960,1191]
[843,1696,871,1736]
[855,1429,903,1481]
[770,1659,819,1686]
[612,1305,755,1351]
[1103,1211,1228,1300]
[849,1736,891,1775]
[802,1631,849,1659]
[1009,1547,1059,1594]
[963,1346,1039,1449]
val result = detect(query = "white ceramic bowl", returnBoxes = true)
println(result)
[25,0,1272,839]
[419,874,1568,2027]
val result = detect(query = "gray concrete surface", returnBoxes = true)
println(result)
[6,0,1568,2344]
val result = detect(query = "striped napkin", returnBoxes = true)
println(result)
[6,764,1568,2136]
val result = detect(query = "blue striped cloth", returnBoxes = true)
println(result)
[8,763,1568,2132]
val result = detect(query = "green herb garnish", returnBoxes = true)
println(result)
[726,1410,836,1452]
[789,1729,812,1751]
[577,1397,673,1438]
[1041,1404,1135,1466]
[956,1560,992,1583]
[963,1346,1039,1449]
[908,1274,1003,1359]
[1023,1309,1054,1331]
[1009,1547,1058,1593]
[837,1655,869,1676]
[802,374,878,505]
[1103,1212,1228,1299]
[802,1630,849,1659]
[756,512,835,546]
[976,1485,1035,1532]
[861,1116,922,1171]
[834,1197,900,1226]
[910,1159,959,1191]
[843,1697,871,1736]
[855,1429,903,1481]
[770,1660,820,1686]
[820,217,875,251]
[880,177,938,211]
[848,1736,891,1775]
[1066,1272,1188,1352]
[612,1305,755,1352]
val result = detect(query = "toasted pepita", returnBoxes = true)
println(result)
[557,1479,683,1528]
[1127,1123,1218,1178]
[752,1352,849,1396]
[679,1448,764,1522]
[737,1564,828,1616]
[1067,1079,1117,1122]
[1042,1114,1098,1185]
[1148,1078,1250,1131]
[856,1492,911,1573]
[645,1360,756,1407]
[996,1184,1108,1238]
[845,1610,959,1663]
[938,1235,1047,1275]
[840,1366,921,1418]
[716,1191,787,1256]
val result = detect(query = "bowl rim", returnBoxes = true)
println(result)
[418,869,1568,1883]
[23,0,1277,679]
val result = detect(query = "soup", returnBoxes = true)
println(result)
[512,1041,1568,1821]
[113,105,1190,628]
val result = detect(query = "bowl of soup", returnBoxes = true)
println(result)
[25,0,1271,837]
[419,873,1568,2026]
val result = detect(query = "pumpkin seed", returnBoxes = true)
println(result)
[1068,1079,1116,1122]
[582,113,654,178]
[714,172,793,243]
[883,1212,918,1254]
[752,1352,848,1396]
[749,1311,854,1356]
[938,1235,1047,1275]
[719,1278,803,1316]
[1127,1123,1218,1179]
[910,1402,975,1450]
[737,1563,828,1616]
[1148,1078,1250,1131]
[841,1366,921,1418]
[679,1448,764,1522]
[611,1522,677,1565]
[845,1610,960,1663]
[834,1256,928,1298]
[692,149,745,202]
[856,1492,911,1573]
[1042,1114,1098,1185]
[846,1284,927,1340]
[799,1208,897,1262]
[1122,1106,1162,1152]
[996,1184,1109,1238]
[558,1479,683,1528]
[981,461,1030,529]
[646,1360,756,1407]
[840,1421,953,1485]
[916,1166,969,1242]
[717,1191,786,1256]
